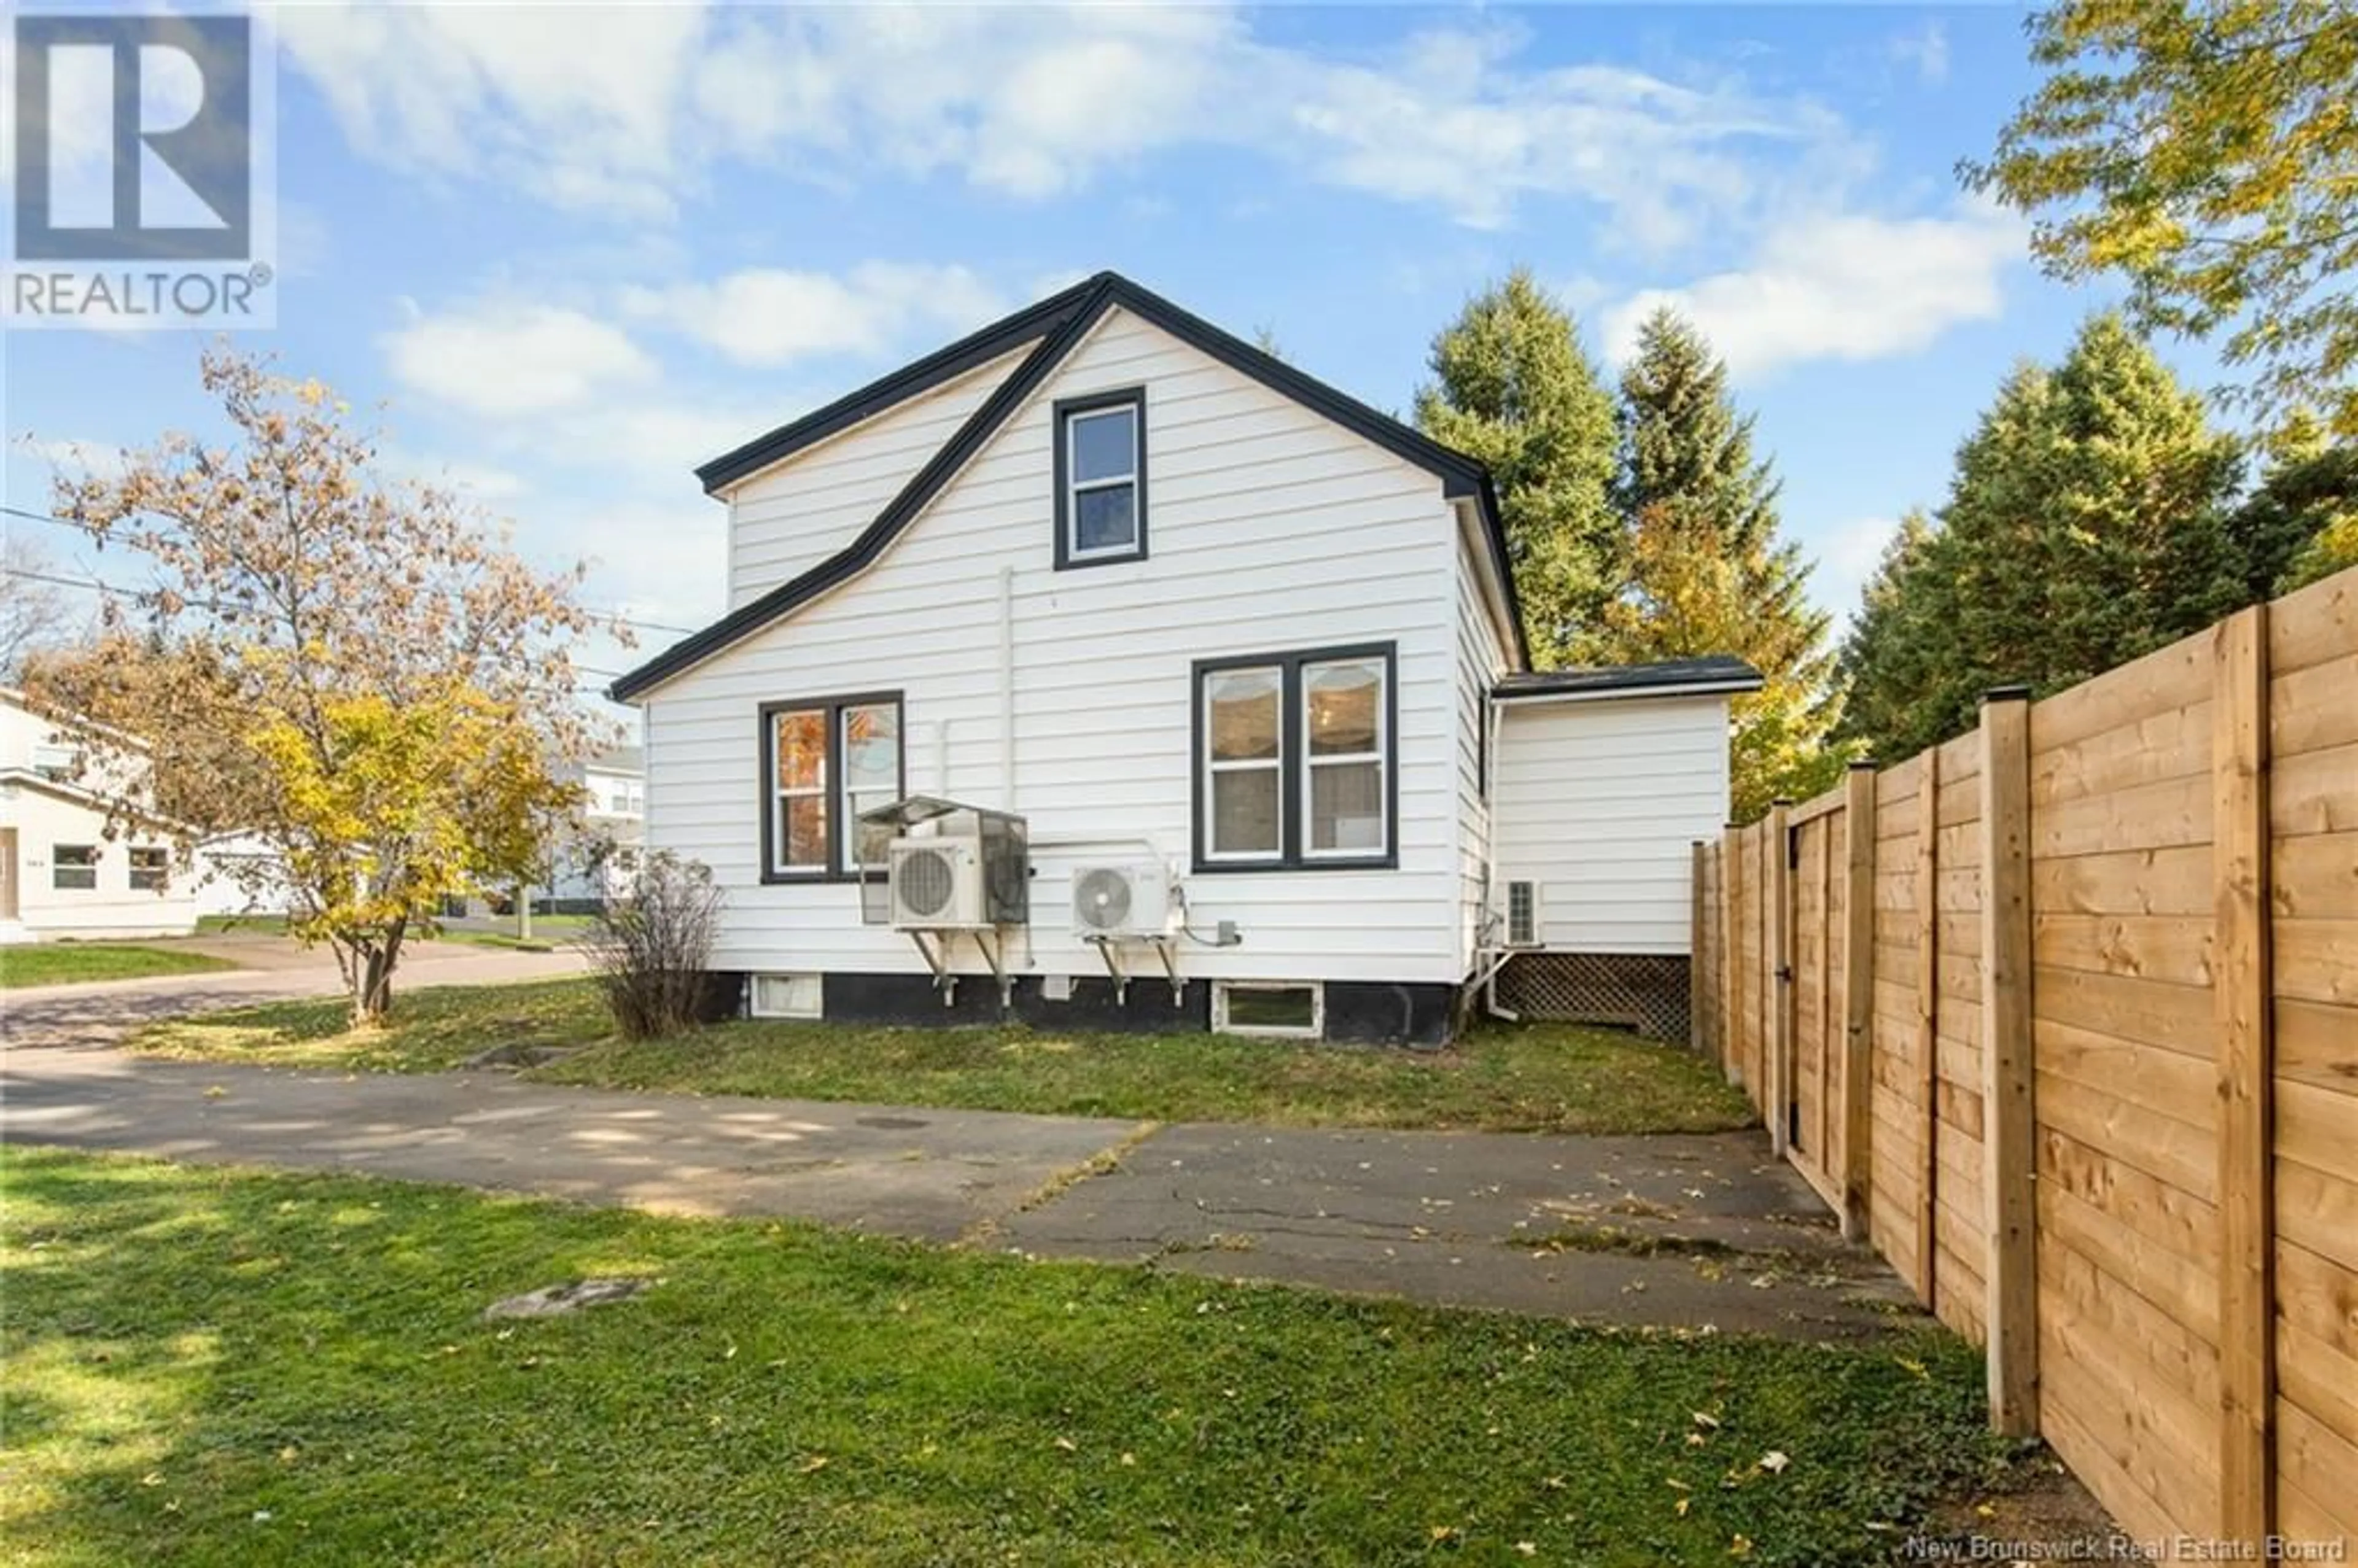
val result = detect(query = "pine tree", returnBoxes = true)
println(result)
[2227,414,2358,598]
[1600,308,1847,817]
[1837,316,2247,760]
[1414,270,1619,666]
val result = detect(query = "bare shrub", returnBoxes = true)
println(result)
[583,852,725,1040]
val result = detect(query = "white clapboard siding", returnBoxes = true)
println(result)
[1490,695,1731,955]
[723,346,1032,607]
[1451,514,1511,971]
[645,305,1468,984]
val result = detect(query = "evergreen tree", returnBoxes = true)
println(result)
[1600,308,1847,817]
[2227,416,2358,598]
[1414,270,1619,666]
[1837,315,2246,760]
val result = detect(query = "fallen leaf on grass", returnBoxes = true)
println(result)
[1759,1451,1789,1475]
[796,1456,829,1474]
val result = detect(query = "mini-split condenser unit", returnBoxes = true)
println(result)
[1069,861,1175,940]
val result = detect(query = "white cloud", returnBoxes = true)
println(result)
[277,2,1861,246]
[1889,22,1950,87]
[278,2,709,218]
[1603,200,2028,379]
[381,301,656,417]
[622,263,1006,368]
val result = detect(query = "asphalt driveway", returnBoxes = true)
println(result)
[1,1041,1915,1338]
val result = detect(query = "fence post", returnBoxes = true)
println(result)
[1691,840,1708,1057]
[2214,604,2274,1547]
[1979,687,2037,1436]
[1916,747,1941,1307]
[1768,799,1794,1157]
[1721,826,1743,1087]
[1842,763,1878,1243]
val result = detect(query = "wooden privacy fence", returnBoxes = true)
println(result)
[1691,567,2357,1558]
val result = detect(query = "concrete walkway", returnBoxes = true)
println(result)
[0,1041,1917,1337]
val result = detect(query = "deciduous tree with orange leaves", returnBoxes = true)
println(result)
[31,347,619,1024]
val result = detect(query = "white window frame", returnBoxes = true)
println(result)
[1200,664,1285,864]
[128,846,170,892]
[1213,980,1325,1039]
[52,843,97,891]
[1301,655,1390,862]
[1063,402,1141,562]
[749,972,823,1020]
[837,699,902,877]
[768,706,829,879]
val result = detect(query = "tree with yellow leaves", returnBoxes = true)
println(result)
[31,347,618,1024]
[1966,0,2358,442]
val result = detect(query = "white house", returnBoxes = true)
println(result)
[535,745,646,909]
[612,273,1757,1044]
[0,689,198,942]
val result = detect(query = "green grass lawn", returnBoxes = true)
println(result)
[126,978,1755,1135]
[1,1146,2021,1566]
[0,944,239,990]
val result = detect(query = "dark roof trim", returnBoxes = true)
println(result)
[613,283,1114,701]
[695,271,1107,494]
[1491,654,1764,704]
[614,270,1528,701]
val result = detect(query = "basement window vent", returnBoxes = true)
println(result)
[1504,879,1543,949]
[1213,981,1323,1039]
[750,972,822,1020]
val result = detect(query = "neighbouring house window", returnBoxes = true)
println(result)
[1054,389,1146,567]
[52,844,96,891]
[129,847,169,891]
[31,743,77,783]
[760,693,904,883]
[1193,643,1395,871]
[1213,980,1323,1038]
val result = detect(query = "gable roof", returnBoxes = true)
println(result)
[1491,654,1764,704]
[612,271,1526,702]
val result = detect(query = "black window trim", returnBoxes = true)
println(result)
[1189,640,1398,874]
[757,691,906,885]
[1052,386,1148,570]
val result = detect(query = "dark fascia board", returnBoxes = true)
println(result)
[613,282,1115,701]
[1492,655,1765,704]
[695,271,1109,495]
[614,270,1526,701]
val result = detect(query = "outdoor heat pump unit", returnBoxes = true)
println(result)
[1070,861,1174,940]
[888,837,990,930]
[874,796,1029,934]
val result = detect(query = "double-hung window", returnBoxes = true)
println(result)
[1194,643,1395,871]
[760,693,903,882]
[129,847,169,891]
[52,844,96,891]
[1054,389,1146,567]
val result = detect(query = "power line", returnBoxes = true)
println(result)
[0,503,701,636]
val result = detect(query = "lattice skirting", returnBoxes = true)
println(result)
[1495,952,1691,1042]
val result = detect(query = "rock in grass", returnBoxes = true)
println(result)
[484,1278,651,1319]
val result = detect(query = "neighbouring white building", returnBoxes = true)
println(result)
[0,689,199,942]
[535,745,645,909]
[611,273,1754,1043]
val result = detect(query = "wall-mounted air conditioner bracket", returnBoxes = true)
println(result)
[906,927,1019,1008]
[908,930,957,1004]
[1084,934,1185,1006]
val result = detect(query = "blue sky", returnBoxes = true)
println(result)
[4,3,2227,707]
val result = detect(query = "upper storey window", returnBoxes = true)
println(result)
[1054,389,1146,569]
